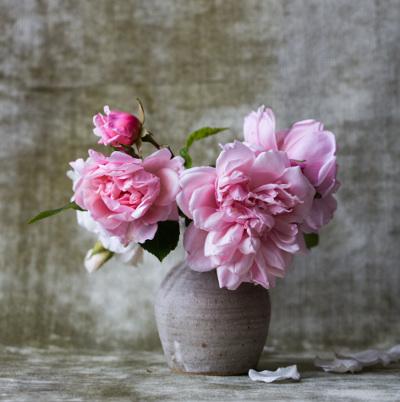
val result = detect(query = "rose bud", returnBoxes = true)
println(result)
[84,241,113,273]
[93,105,142,148]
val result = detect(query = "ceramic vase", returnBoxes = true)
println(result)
[155,262,271,375]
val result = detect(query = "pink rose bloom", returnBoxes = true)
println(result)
[177,141,315,290]
[93,105,142,147]
[70,148,183,245]
[244,106,339,232]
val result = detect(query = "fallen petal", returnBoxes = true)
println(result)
[316,344,400,374]
[314,357,363,373]
[387,344,400,362]
[248,365,301,383]
[336,349,392,367]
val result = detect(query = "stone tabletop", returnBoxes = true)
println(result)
[0,346,399,401]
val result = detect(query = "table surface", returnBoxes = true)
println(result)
[0,346,399,402]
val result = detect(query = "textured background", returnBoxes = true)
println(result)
[0,0,399,351]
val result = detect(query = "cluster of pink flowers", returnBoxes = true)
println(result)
[56,103,339,289]
[178,107,339,289]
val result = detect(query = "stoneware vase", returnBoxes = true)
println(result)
[155,262,271,375]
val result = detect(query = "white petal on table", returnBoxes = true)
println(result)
[387,344,400,361]
[336,349,391,367]
[314,357,363,373]
[248,365,301,383]
[314,344,400,373]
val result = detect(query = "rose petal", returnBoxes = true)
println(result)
[248,365,301,383]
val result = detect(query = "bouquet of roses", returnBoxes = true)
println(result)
[30,101,339,290]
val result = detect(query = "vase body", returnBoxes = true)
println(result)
[155,262,271,375]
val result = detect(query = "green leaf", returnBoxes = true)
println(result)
[185,127,228,148]
[28,201,84,224]
[139,220,180,262]
[180,126,228,168]
[304,233,319,249]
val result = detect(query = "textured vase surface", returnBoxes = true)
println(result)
[155,262,271,375]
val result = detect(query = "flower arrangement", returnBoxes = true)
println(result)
[30,101,339,290]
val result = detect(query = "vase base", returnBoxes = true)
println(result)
[170,366,250,376]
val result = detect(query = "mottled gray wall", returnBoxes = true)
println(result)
[1,0,399,351]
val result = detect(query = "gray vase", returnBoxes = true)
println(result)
[155,262,271,375]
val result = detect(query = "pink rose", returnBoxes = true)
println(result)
[93,105,142,147]
[177,141,315,290]
[70,148,183,245]
[244,106,339,232]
